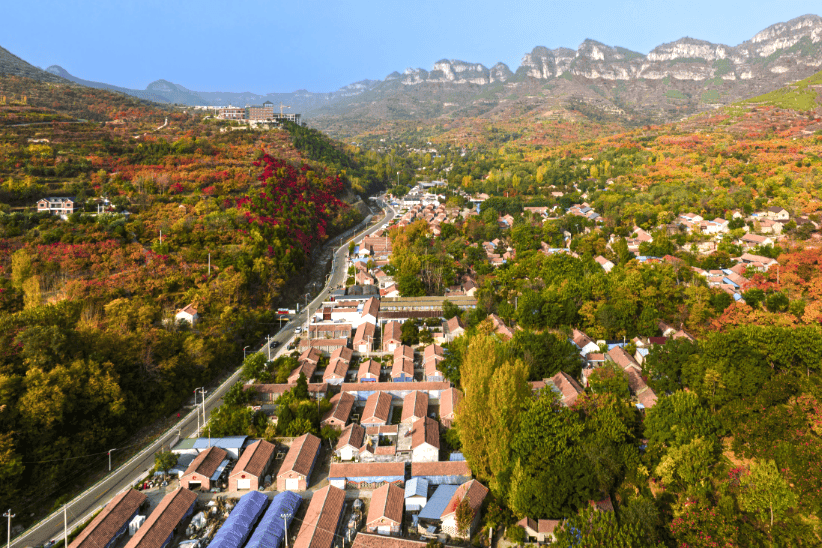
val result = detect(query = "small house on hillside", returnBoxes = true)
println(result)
[175,304,199,326]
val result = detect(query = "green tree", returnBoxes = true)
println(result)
[455,497,474,535]
[644,391,721,464]
[442,299,461,320]
[588,362,631,400]
[294,372,310,400]
[506,525,526,544]
[739,459,797,529]
[553,507,659,547]
[510,330,581,381]
[654,436,716,491]
[241,352,268,382]
[401,319,420,346]
[154,450,178,475]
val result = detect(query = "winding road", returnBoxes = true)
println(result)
[11,197,395,548]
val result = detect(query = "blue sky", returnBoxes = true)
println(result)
[4,1,820,93]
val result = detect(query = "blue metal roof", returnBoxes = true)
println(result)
[405,477,429,498]
[210,460,230,482]
[209,491,269,548]
[245,491,302,548]
[449,453,465,461]
[418,485,458,521]
[193,436,248,451]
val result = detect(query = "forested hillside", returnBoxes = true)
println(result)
[0,76,385,521]
[369,73,822,545]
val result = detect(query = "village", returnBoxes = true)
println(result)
[63,177,805,548]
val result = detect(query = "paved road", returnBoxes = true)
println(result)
[11,198,395,548]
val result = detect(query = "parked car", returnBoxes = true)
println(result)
[295,327,302,334]
[271,340,280,348]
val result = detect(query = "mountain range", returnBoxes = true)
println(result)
[2,14,821,133]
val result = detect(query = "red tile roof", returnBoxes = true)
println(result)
[328,462,406,479]
[358,359,381,380]
[289,361,317,383]
[410,417,440,450]
[299,348,322,365]
[353,322,376,346]
[422,344,445,364]
[340,382,452,394]
[548,371,583,407]
[323,358,349,381]
[362,392,393,424]
[70,489,146,548]
[382,321,402,343]
[337,423,366,450]
[367,483,404,526]
[393,345,414,362]
[182,446,227,479]
[294,485,345,548]
[322,392,355,424]
[439,387,462,419]
[230,440,275,479]
[401,391,429,422]
[607,346,639,369]
[441,480,488,519]
[411,460,471,478]
[279,433,321,478]
[124,488,196,548]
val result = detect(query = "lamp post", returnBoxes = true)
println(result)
[4,509,14,548]
[108,448,116,472]
[396,171,399,187]
[197,388,207,437]
[194,387,204,435]
[243,346,250,360]
[281,514,292,548]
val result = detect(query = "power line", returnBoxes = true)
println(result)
[22,441,145,464]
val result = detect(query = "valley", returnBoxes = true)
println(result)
[1,10,822,548]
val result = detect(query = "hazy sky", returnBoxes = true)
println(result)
[4,1,820,93]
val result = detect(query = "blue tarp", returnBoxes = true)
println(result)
[245,491,302,548]
[449,453,465,462]
[209,491,269,548]
[418,485,458,521]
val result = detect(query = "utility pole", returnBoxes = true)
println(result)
[199,388,207,439]
[266,335,272,361]
[63,505,68,548]
[281,514,292,548]
[4,509,14,548]
[194,387,204,435]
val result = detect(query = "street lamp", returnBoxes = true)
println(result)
[4,509,15,548]
[197,388,207,436]
[281,514,292,548]
[194,387,204,434]
[243,346,250,360]
[396,171,399,187]
[108,448,116,472]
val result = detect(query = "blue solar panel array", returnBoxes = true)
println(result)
[209,491,269,548]
[245,491,302,548]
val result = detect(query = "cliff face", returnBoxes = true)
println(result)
[376,14,820,87]
[305,14,822,133]
[5,14,822,129]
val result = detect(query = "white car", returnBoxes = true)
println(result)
[295,327,302,334]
